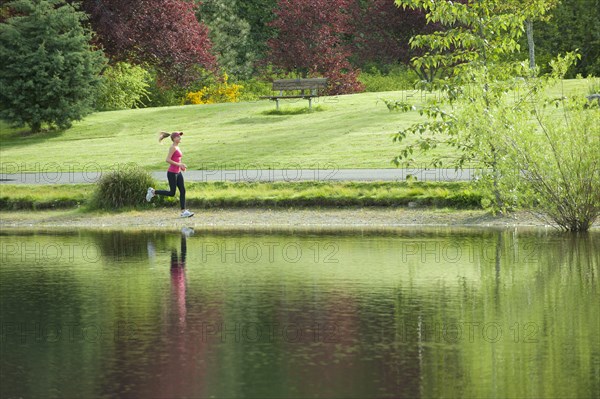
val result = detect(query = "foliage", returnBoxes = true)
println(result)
[588,77,600,96]
[502,93,600,231]
[396,0,532,83]
[198,0,256,79]
[185,73,243,104]
[491,53,600,231]
[267,0,364,95]
[533,0,600,77]
[359,64,419,92]
[236,78,272,101]
[0,3,16,22]
[91,164,156,210]
[95,62,150,111]
[143,67,213,107]
[389,0,555,209]
[234,0,278,63]
[144,78,187,107]
[0,0,105,133]
[78,0,216,85]
[195,0,278,68]
[63,0,598,87]
[351,0,441,72]
[388,4,599,235]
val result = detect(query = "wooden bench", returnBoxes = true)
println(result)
[261,78,328,110]
[587,93,600,106]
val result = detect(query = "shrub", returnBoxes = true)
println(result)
[91,164,155,210]
[237,78,273,101]
[185,73,243,104]
[504,96,600,231]
[95,62,151,111]
[359,65,419,92]
[145,83,186,108]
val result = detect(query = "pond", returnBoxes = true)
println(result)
[1,228,598,398]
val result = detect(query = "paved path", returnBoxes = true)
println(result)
[0,168,478,184]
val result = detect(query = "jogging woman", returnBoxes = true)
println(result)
[146,131,194,218]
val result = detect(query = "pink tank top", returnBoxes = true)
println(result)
[168,148,182,173]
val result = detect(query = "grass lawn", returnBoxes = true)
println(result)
[0,79,592,172]
[1,91,430,171]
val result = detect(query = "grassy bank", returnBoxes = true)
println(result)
[0,181,483,210]
[0,80,592,172]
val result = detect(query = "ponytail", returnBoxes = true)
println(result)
[158,131,170,143]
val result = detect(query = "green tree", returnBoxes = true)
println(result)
[534,0,600,77]
[0,0,105,133]
[235,0,277,65]
[389,0,598,230]
[397,0,531,83]
[495,0,559,73]
[390,0,537,207]
[198,0,255,79]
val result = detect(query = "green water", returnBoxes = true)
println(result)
[1,228,598,399]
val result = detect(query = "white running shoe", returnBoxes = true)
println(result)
[181,227,195,237]
[180,209,194,218]
[146,187,155,202]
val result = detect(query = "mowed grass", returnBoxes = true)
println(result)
[0,91,429,171]
[0,79,592,172]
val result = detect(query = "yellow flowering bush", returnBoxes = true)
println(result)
[185,74,243,104]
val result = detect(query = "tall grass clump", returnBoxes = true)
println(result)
[91,164,155,210]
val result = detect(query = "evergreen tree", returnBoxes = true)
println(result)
[199,0,255,79]
[0,0,105,133]
[235,0,277,64]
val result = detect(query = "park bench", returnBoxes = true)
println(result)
[586,93,600,106]
[261,78,328,110]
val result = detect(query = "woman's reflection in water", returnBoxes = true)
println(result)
[171,228,193,331]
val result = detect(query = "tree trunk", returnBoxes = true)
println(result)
[526,19,536,74]
[30,121,42,133]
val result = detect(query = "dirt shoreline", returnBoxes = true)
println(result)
[1,208,582,232]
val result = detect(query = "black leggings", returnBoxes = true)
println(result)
[155,172,186,210]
